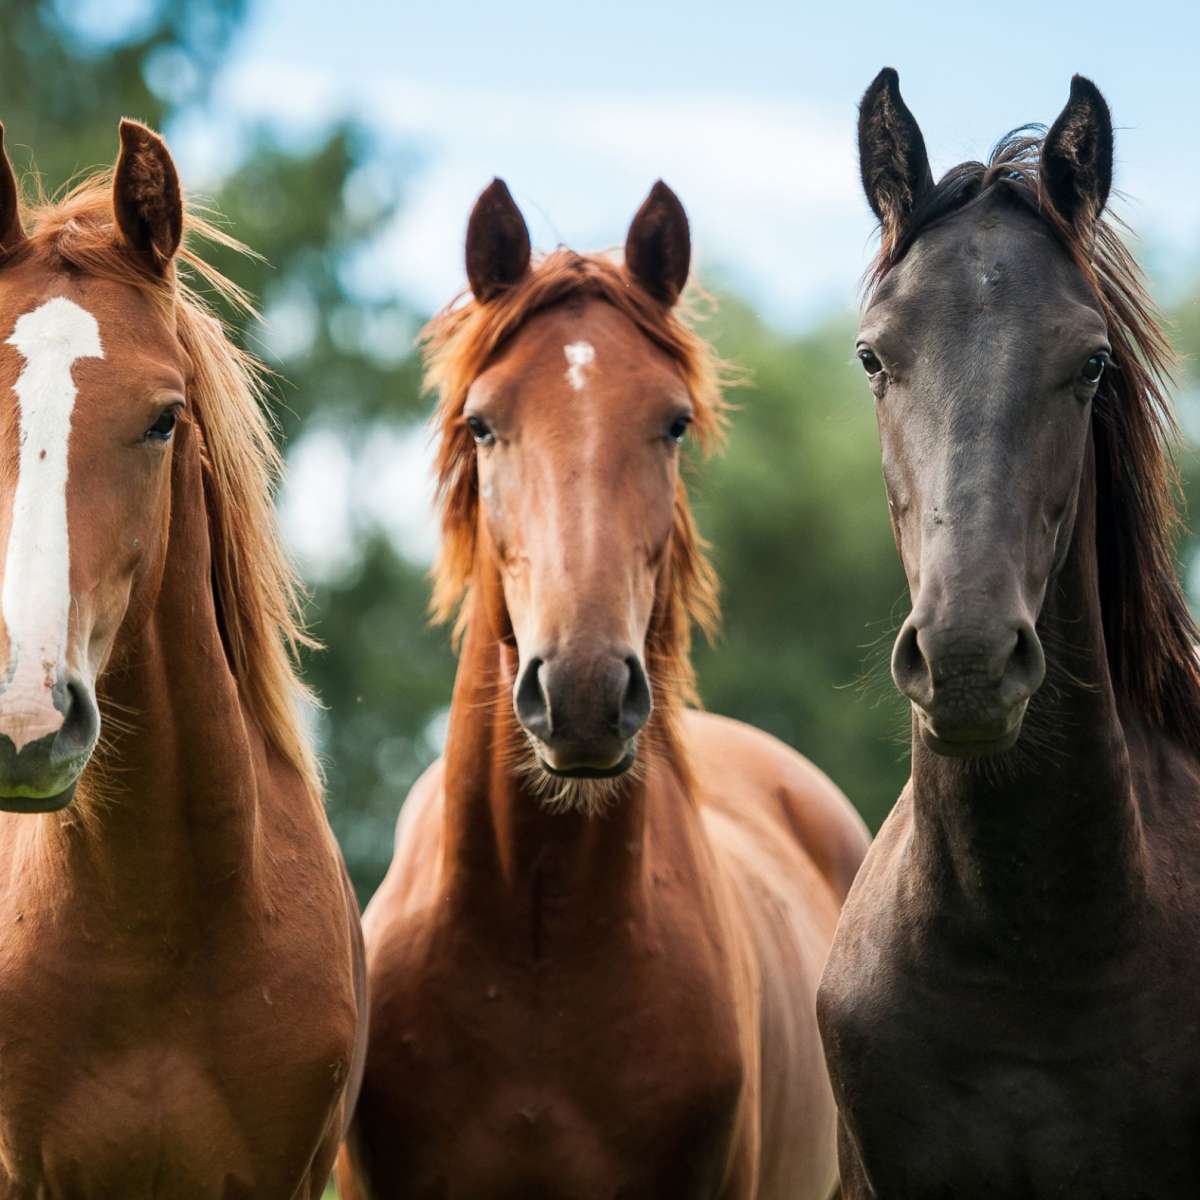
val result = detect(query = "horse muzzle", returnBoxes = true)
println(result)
[892,615,1045,759]
[0,674,100,810]
[514,647,652,778]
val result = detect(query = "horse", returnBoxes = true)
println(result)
[818,69,1200,1197]
[335,179,868,1198]
[0,120,365,1197]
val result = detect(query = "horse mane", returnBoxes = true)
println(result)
[868,130,1200,753]
[21,173,321,796]
[422,249,728,750]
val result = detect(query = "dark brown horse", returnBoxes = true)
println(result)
[0,121,365,1196]
[336,181,867,1198]
[819,70,1200,1197]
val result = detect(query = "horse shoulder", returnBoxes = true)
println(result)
[682,710,857,1200]
[683,709,869,902]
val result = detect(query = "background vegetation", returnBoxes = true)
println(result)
[3,0,1198,913]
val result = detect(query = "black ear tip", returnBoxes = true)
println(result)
[645,179,686,217]
[863,67,900,103]
[1072,75,1110,119]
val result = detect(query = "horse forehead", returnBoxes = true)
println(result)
[912,203,1080,301]
[871,217,1095,348]
[511,299,663,377]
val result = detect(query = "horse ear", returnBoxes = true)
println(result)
[0,124,25,254]
[465,179,531,302]
[625,180,690,305]
[113,118,183,271]
[1042,75,1113,229]
[858,68,934,238]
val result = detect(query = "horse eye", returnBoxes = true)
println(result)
[1081,353,1108,385]
[465,415,494,445]
[667,415,692,444]
[145,407,179,442]
[858,348,884,376]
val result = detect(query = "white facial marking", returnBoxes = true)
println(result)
[1,297,103,750]
[564,341,595,392]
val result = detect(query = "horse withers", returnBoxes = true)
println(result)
[0,122,365,1196]
[336,181,867,1198]
[820,70,1200,1197]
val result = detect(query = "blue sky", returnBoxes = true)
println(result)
[190,0,1200,326]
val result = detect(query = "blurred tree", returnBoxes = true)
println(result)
[193,127,456,896]
[2,0,245,181]
[694,296,910,832]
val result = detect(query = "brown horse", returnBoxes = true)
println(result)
[820,70,1200,1197]
[0,121,365,1196]
[336,181,867,1198]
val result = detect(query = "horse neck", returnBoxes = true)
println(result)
[909,437,1146,946]
[44,420,286,916]
[439,562,657,940]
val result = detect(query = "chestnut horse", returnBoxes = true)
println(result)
[820,71,1200,1196]
[0,121,365,1196]
[336,181,867,1198]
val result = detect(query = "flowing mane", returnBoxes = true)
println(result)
[20,173,321,796]
[868,130,1200,752]
[422,249,728,741]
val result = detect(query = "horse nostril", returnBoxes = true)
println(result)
[618,656,652,740]
[1003,621,1046,700]
[513,657,552,741]
[891,621,931,705]
[51,677,100,766]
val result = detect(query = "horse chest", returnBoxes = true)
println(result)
[357,935,749,1199]
[0,911,356,1198]
[821,937,1200,1198]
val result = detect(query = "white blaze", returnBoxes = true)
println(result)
[564,341,595,392]
[1,297,103,750]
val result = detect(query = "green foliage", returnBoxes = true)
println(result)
[694,295,910,831]
[304,535,455,897]
[193,126,436,903]
[1,0,244,183]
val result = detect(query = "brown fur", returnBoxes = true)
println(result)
[0,124,363,1196]
[424,248,727,752]
[20,165,321,797]
[340,190,868,1198]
